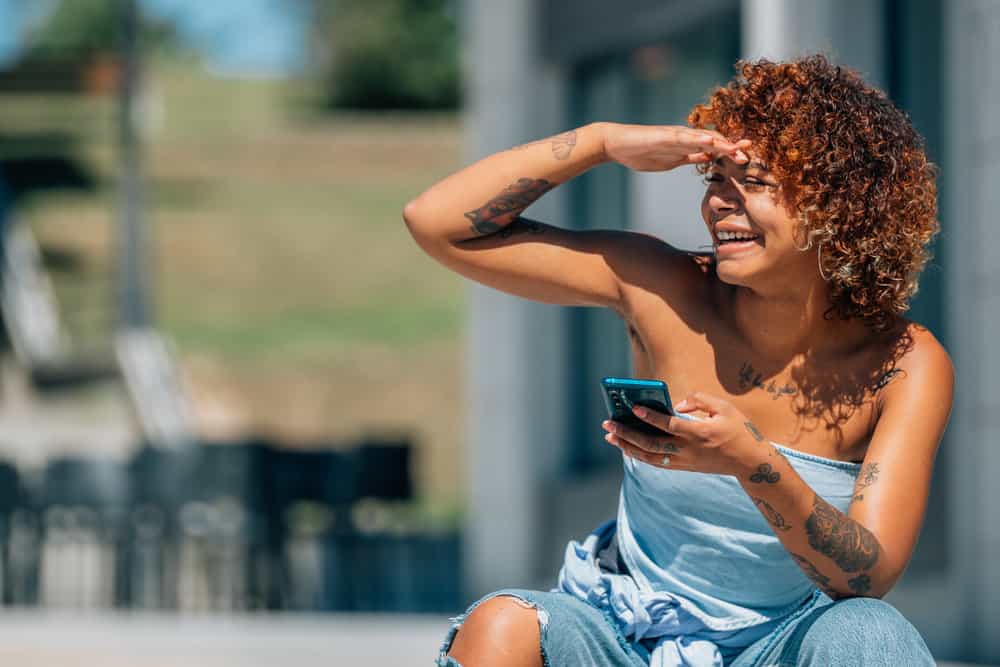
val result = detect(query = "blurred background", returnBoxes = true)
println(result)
[0,0,995,665]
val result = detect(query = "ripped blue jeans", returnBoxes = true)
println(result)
[434,587,934,667]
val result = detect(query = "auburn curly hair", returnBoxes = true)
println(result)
[687,55,938,331]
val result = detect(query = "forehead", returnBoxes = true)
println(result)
[712,156,769,171]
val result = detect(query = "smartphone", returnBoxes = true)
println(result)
[600,377,676,436]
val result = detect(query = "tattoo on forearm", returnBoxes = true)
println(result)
[744,421,764,442]
[464,178,554,236]
[498,217,546,239]
[790,553,837,597]
[738,362,797,400]
[753,497,791,531]
[852,462,880,502]
[805,493,880,572]
[848,573,872,595]
[550,130,577,159]
[749,463,780,484]
[510,130,578,160]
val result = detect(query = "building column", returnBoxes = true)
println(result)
[461,0,571,598]
[944,1,1000,662]
[741,0,885,88]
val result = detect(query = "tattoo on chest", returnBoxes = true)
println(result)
[738,362,798,400]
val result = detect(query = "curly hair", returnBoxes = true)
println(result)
[687,55,938,331]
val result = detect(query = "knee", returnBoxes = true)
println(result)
[445,594,544,667]
[793,597,933,665]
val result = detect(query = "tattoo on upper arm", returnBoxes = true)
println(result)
[464,178,554,236]
[744,421,764,442]
[509,130,578,160]
[749,463,780,484]
[872,368,904,392]
[805,493,880,573]
[753,497,791,531]
[852,462,880,502]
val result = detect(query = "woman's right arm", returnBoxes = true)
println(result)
[402,122,747,309]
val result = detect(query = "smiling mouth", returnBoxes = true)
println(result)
[715,231,762,245]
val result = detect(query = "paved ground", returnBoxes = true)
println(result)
[0,611,990,666]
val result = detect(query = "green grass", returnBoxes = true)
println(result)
[5,58,468,509]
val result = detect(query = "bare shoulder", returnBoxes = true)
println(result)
[608,231,715,315]
[876,320,954,415]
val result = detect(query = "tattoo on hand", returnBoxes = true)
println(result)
[738,362,797,400]
[464,178,554,236]
[852,462,880,502]
[806,493,880,572]
[753,497,791,531]
[653,439,680,455]
[749,463,781,484]
[744,421,764,442]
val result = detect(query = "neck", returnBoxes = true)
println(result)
[730,278,856,360]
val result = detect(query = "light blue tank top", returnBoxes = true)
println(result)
[556,443,860,666]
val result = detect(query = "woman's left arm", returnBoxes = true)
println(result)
[604,337,954,599]
[730,334,953,598]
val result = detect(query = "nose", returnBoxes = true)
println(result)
[707,185,743,216]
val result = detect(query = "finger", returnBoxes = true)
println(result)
[606,434,687,469]
[685,151,712,164]
[603,421,678,454]
[676,391,730,417]
[631,405,702,438]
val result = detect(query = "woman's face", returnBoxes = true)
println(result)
[700,155,816,289]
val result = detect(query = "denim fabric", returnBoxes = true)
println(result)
[435,587,648,667]
[435,586,933,666]
[728,594,935,666]
[436,443,933,666]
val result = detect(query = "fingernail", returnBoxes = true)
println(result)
[632,406,647,418]
[676,399,688,410]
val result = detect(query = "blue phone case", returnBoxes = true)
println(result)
[600,377,675,436]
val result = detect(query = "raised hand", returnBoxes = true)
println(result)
[601,123,751,173]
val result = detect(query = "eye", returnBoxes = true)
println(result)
[742,178,776,191]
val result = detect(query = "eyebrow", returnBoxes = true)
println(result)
[712,157,769,171]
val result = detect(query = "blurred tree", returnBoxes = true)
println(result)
[25,0,179,61]
[309,0,460,110]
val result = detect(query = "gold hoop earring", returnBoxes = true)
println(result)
[817,243,832,282]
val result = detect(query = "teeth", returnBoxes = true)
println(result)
[717,231,759,242]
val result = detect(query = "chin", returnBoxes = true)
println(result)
[715,257,756,287]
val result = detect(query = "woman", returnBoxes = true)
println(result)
[404,55,951,666]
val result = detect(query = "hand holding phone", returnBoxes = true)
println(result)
[600,377,679,436]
